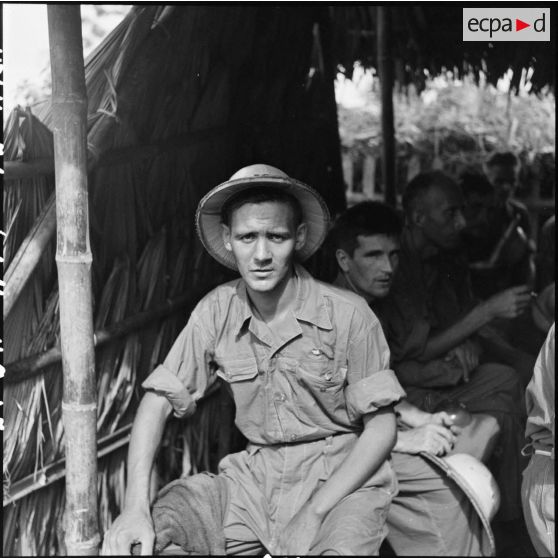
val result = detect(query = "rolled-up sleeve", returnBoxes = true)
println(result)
[344,313,406,422]
[141,308,217,418]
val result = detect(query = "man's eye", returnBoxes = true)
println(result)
[269,234,286,241]
[240,234,255,241]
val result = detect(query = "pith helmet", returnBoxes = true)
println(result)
[196,164,330,270]
[421,452,500,556]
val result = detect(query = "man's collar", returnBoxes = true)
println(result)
[293,263,333,330]
[234,263,332,335]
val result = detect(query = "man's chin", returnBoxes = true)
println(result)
[371,285,391,299]
[244,278,278,293]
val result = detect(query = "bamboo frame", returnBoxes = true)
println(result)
[377,6,397,207]
[48,6,99,555]
[5,292,193,382]
[3,425,133,507]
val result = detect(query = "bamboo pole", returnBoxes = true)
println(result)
[48,6,99,555]
[3,194,56,319]
[377,6,397,207]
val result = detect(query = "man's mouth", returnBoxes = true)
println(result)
[252,269,273,276]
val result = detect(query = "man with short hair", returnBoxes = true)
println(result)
[375,171,530,523]
[329,201,498,555]
[481,152,535,294]
[102,164,405,556]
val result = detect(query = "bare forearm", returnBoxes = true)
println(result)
[124,392,172,510]
[419,305,490,361]
[310,407,396,517]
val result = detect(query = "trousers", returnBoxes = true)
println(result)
[386,452,490,556]
[521,454,555,557]
[405,362,526,521]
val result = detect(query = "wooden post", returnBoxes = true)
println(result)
[48,6,99,555]
[377,6,397,207]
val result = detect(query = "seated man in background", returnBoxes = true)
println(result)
[460,170,553,357]
[373,171,531,524]
[102,164,405,556]
[328,201,499,556]
[479,152,536,295]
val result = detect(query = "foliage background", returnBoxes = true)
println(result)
[336,68,555,203]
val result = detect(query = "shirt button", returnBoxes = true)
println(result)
[258,369,265,375]
[320,387,326,392]
[290,434,297,441]
[275,393,286,401]
[311,348,322,356]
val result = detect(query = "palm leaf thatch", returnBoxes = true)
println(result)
[4,5,347,554]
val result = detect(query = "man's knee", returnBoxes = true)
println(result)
[475,363,521,393]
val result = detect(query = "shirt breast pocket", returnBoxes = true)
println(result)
[296,348,346,401]
[216,356,260,409]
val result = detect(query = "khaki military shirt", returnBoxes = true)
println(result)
[142,264,405,445]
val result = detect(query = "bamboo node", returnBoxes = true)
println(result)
[62,402,97,412]
[55,254,94,264]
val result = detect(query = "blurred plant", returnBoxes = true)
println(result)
[338,72,555,199]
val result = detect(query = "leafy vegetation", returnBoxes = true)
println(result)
[337,72,555,200]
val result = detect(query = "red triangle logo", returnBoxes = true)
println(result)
[516,18,530,31]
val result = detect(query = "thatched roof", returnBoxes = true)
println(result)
[331,5,555,93]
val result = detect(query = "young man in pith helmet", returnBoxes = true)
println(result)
[328,201,502,555]
[102,164,405,556]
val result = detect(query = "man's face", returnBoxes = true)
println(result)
[486,164,517,205]
[222,201,306,295]
[337,234,400,301]
[419,183,467,250]
[463,191,495,239]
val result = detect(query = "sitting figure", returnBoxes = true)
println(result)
[102,165,406,556]
[371,171,531,524]
[521,323,555,557]
[328,200,500,556]
[477,151,536,295]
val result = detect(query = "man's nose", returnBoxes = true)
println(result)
[254,237,271,262]
[381,255,394,274]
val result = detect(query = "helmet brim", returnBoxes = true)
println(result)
[421,452,498,556]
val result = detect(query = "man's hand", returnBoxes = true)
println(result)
[443,339,481,382]
[428,411,462,434]
[394,424,456,456]
[101,508,155,556]
[276,501,324,555]
[482,285,532,320]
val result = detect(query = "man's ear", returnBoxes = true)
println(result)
[295,223,307,251]
[411,207,425,228]
[335,248,351,273]
[221,224,232,251]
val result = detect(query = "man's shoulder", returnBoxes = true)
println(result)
[192,278,243,318]
[315,279,381,325]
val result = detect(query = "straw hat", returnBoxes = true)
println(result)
[196,164,330,270]
[421,452,500,556]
